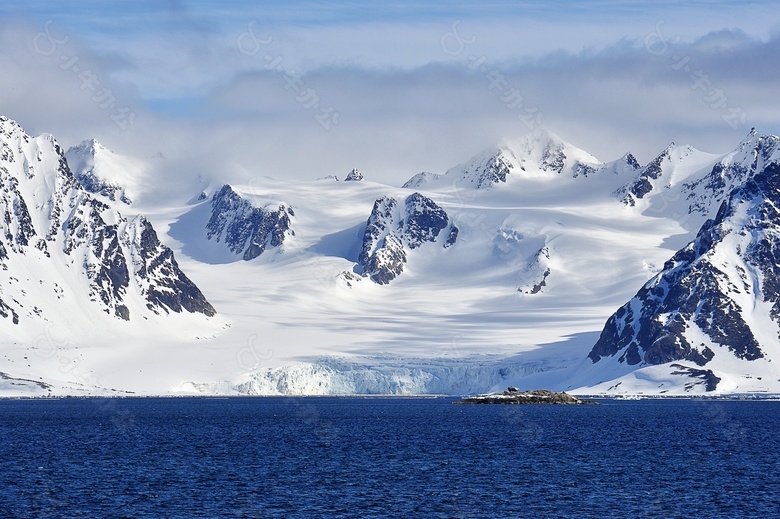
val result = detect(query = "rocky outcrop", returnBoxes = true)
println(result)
[357,192,458,284]
[467,151,515,189]
[669,364,721,392]
[517,246,552,295]
[127,217,216,316]
[682,131,780,216]
[344,168,364,181]
[617,144,675,205]
[206,184,294,260]
[456,388,596,404]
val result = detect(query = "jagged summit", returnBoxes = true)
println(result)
[402,128,612,190]
[345,168,364,181]
[355,192,458,284]
[508,127,601,175]
[0,115,29,137]
[613,130,780,228]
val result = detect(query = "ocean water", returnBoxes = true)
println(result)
[1,397,779,518]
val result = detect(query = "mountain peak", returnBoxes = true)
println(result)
[65,139,145,205]
[507,129,601,177]
[404,129,605,190]
[345,168,364,181]
[0,115,25,134]
[68,138,109,159]
[524,126,565,146]
[621,152,641,169]
[590,160,780,376]
[736,128,779,155]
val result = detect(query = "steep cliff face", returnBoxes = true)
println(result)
[128,217,216,316]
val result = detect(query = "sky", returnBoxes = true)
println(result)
[0,1,778,190]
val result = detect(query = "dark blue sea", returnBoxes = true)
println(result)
[1,397,779,518]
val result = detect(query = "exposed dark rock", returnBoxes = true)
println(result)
[0,116,217,322]
[473,153,513,188]
[518,246,552,295]
[624,152,641,170]
[528,268,550,294]
[344,168,364,181]
[0,295,19,324]
[683,133,779,216]
[669,364,721,392]
[573,163,597,178]
[74,170,132,204]
[357,192,457,284]
[540,142,566,174]
[456,388,597,405]
[133,217,216,316]
[206,184,293,260]
[616,144,674,205]
[444,226,459,248]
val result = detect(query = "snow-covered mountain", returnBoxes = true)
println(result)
[583,148,780,393]
[344,168,364,182]
[402,171,441,189]
[614,130,780,225]
[404,128,631,191]
[0,116,222,395]
[4,113,780,397]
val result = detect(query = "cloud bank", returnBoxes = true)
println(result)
[0,2,778,191]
